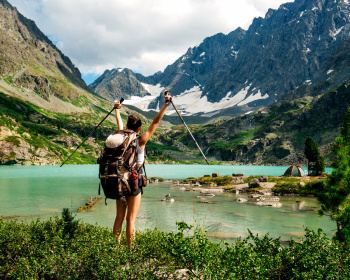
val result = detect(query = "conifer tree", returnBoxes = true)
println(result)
[317,107,350,244]
[304,136,319,162]
[304,136,325,175]
[341,107,350,144]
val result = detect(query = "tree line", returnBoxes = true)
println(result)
[305,107,350,244]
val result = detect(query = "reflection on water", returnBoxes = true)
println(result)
[0,165,336,243]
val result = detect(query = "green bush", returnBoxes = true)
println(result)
[305,180,326,193]
[272,182,301,194]
[4,136,20,147]
[197,176,232,186]
[272,180,326,195]
[22,121,60,136]
[0,217,349,279]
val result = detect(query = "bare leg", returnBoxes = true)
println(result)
[126,193,141,248]
[113,200,127,243]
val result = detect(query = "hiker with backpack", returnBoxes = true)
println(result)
[111,91,172,247]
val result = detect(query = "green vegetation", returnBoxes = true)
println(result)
[272,181,326,195]
[304,136,325,176]
[1,211,349,279]
[4,135,20,146]
[316,108,350,243]
[183,176,232,186]
[0,92,113,164]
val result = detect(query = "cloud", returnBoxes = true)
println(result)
[8,0,288,78]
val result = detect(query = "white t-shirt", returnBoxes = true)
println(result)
[136,139,145,165]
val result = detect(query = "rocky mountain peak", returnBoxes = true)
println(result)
[88,68,150,100]
[90,0,350,117]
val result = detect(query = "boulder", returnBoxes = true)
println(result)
[259,196,280,202]
[230,177,244,184]
[237,198,247,203]
[232,173,244,177]
[197,191,215,197]
[212,173,221,177]
[256,201,282,208]
[248,178,260,188]
[259,175,268,182]
[161,194,175,202]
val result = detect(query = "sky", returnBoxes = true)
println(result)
[8,0,289,85]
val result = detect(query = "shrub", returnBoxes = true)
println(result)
[0,218,349,279]
[304,180,326,194]
[4,136,20,147]
[272,182,300,194]
[197,176,232,186]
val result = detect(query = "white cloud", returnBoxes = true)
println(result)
[8,0,288,78]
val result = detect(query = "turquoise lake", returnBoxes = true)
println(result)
[0,164,336,242]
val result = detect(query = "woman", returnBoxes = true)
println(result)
[113,92,171,247]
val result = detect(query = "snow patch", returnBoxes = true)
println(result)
[123,84,269,116]
[334,26,344,36]
[237,90,269,106]
[327,69,334,74]
[200,52,205,57]
[192,61,202,64]
[181,55,188,62]
[300,11,304,17]
[306,48,311,53]
[123,83,165,111]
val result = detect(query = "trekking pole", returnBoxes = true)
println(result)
[165,92,210,165]
[60,98,124,167]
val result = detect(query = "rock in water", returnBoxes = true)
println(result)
[161,194,175,202]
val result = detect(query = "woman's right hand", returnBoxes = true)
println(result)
[165,91,172,103]
[114,100,121,109]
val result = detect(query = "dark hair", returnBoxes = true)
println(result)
[127,114,142,132]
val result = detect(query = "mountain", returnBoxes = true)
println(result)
[157,82,350,166]
[89,68,150,101]
[0,0,144,165]
[91,0,350,117]
[0,0,90,99]
[2,0,350,167]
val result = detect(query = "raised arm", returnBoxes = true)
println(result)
[138,92,171,149]
[114,100,123,130]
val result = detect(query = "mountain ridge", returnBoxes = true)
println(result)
[90,0,350,118]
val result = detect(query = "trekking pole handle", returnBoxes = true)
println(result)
[164,91,172,103]
[60,98,124,167]
[114,98,124,108]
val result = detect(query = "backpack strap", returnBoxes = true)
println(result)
[143,162,147,179]
[117,131,138,198]
[120,132,138,159]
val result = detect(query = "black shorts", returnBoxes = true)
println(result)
[116,186,143,200]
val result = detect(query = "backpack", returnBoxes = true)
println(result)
[97,129,147,205]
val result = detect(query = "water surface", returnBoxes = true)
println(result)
[0,165,336,242]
